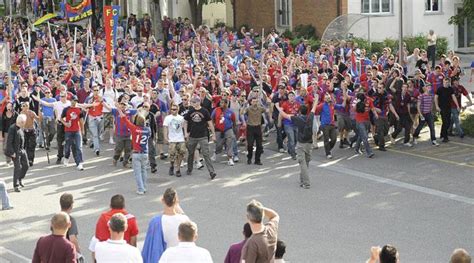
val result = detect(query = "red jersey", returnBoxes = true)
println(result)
[95,209,139,244]
[61,107,83,132]
[355,98,374,123]
[88,96,104,117]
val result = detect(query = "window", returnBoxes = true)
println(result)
[361,0,391,14]
[425,0,440,12]
[277,0,290,27]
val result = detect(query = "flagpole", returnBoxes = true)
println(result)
[73,27,77,63]
[18,29,28,57]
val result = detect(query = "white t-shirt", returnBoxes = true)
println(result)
[163,115,185,143]
[94,239,142,263]
[130,95,144,109]
[162,214,190,247]
[159,242,212,263]
[54,100,71,120]
[102,88,117,113]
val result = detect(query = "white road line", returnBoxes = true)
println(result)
[314,161,474,205]
[0,246,31,262]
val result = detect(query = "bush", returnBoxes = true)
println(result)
[293,24,317,39]
[214,21,226,28]
[289,37,321,51]
[281,29,293,39]
[461,112,474,137]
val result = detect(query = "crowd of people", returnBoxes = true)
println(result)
[0,12,473,262]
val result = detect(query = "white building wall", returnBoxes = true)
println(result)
[159,0,191,19]
[347,0,461,50]
[202,2,227,27]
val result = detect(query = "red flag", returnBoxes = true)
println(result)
[104,6,113,73]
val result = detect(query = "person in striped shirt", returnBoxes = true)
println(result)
[413,83,439,146]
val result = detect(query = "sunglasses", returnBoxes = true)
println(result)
[170,108,178,111]
[44,91,51,94]
[93,89,99,92]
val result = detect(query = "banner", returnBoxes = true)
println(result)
[65,0,93,23]
[112,6,120,47]
[104,6,114,72]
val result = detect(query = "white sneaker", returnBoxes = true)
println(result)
[432,140,440,146]
[327,154,333,159]
[211,153,216,162]
[109,138,115,145]
[63,158,69,167]
[404,142,413,147]
[233,156,239,162]
[412,138,418,145]
[279,148,286,153]
[76,163,84,171]
[136,191,145,195]
[227,159,235,166]
[195,161,204,169]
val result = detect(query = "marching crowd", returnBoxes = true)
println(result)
[0,13,473,262]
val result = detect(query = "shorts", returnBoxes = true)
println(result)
[336,114,352,131]
[103,112,114,129]
[169,142,187,161]
[156,127,164,144]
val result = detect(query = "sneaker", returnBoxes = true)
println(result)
[326,154,333,159]
[151,167,157,173]
[247,159,252,165]
[254,161,263,165]
[136,191,145,195]
[368,153,375,158]
[99,134,105,141]
[76,163,84,171]
[210,153,216,162]
[14,187,21,192]
[404,142,413,147]
[227,159,234,166]
[63,158,69,167]
[378,147,387,151]
[186,170,192,176]
[95,150,100,156]
[355,149,363,155]
[442,138,449,143]
[29,161,33,167]
[210,172,217,180]
[109,138,115,145]
[160,153,168,160]
[175,170,182,177]
[343,138,350,145]
[123,162,130,168]
[169,166,174,176]
[233,156,239,162]
[19,181,25,188]
[195,161,204,169]
[432,140,440,146]
[412,138,418,145]
[291,155,297,160]
[300,183,310,189]
[56,158,62,165]
[279,148,286,153]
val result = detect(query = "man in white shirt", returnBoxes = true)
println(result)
[159,221,213,263]
[95,213,142,263]
[427,29,437,69]
[163,105,186,177]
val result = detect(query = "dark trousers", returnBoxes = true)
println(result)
[392,113,412,143]
[13,150,28,187]
[24,130,36,164]
[247,125,263,162]
[427,45,436,69]
[349,119,359,144]
[148,137,157,168]
[322,125,337,155]
[275,120,286,150]
[440,109,451,140]
[375,117,389,148]
[414,113,436,141]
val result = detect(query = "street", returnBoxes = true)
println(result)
[0,128,473,263]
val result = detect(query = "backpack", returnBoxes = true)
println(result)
[356,94,366,113]
[300,114,314,142]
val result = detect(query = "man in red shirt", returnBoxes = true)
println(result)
[61,96,85,171]
[90,194,139,258]
[85,87,104,156]
[33,212,76,263]
[279,92,301,160]
[354,92,378,158]
[450,78,472,138]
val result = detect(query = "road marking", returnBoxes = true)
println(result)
[0,247,31,262]
[450,141,474,148]
[387,148,474,168]
[316,162,474,205]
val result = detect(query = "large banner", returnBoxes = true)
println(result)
[104,6,120,72]
[65,0,93,23]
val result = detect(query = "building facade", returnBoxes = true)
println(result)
[347,0,472,51]
[234,0,347,37]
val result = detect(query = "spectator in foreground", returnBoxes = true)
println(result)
[224,223,252,263]
[0,180,13,210]
[450,248,471,263]
[95,213,142,263]
[158,221,213,263]
[366,244,399,263]
[275,239,287,263]
[59,193,82,260]
[32,212,76,263]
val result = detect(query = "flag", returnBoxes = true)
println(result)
[104,6,114,72]
[350,51,359,78]
[64,0,93,23]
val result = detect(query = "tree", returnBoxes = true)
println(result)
[188,0,225,26]
[449,0,473,25]
[149,0,163,40]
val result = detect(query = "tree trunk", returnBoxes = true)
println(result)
[196,1,203,26]
[149,0,163,40]
[188,0,197,25]
[47,0,54,13]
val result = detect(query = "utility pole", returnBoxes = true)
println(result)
[399,0,403,68]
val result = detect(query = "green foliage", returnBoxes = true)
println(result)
[214,21,226,28]
[281,29,293,39]
[449,0,473,25]
[461,112,474,137]
[289,37,321,51]
[293,24,317,39]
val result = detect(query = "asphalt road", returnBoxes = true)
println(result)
[0,125,473,262]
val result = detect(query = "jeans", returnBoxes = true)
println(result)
[451,108,463,137]
[13,150,28,187]
[132,153,148,192]
[187,137,215,174]
[414,113,436,141]
[283,124,298,157]
[247,125,263,163]
[0,181,11,209]
[355,121,373,156]
[88,116,103,152]
[321,125,337,155]
[296,143,312,186]
[65,132,83,165]
[440,109,451,140]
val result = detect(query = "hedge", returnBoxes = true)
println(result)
[461,112,474,137]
